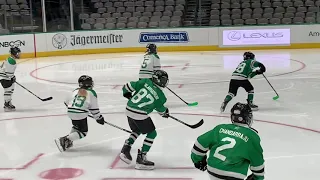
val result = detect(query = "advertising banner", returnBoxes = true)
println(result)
[139,32,189,43]
[0,34,34,55]
[222,29,291,46]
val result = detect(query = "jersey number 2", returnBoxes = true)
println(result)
[213,137,236,161]
[131,88,154,108]
[235,63,246,73]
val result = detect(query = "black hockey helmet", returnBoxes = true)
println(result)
[10,47,21,59]
[78,75,94,89]
[243,52,255,60]
[230,102,253,127]
[152,70,169,88]
[146,43,157,54]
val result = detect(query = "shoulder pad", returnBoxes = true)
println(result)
[87,89,97,98]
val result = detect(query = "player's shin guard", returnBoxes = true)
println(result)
[120,132,140,164]
[3,86,15,111]
[221,93,234,112]
[142,130,157,153]
[247,91,258,110]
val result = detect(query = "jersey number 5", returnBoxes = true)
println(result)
[141,58,149,68]
[235,63,246,73]
[131,88,155,108]
[213,137,236,161]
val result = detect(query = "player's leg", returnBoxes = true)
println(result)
[135,117,156,170]
[120,116,141,164]
[55,118,88,152]
[220,79,239,112]
[1,79,15,111]
[242,80,258,110]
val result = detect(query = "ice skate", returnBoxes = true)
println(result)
[4,101,15,112]
[247,100,258,111]
[135,149,154,170]
[119,141,132,164]
[220,101,228,113]
[54,136,73,152]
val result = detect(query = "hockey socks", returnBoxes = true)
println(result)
[127,132,141,146]
[247,90,254,102]
[142,130,157,152]
[67,128,87,141]
[224,93,234,103]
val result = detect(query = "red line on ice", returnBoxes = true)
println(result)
[0,153,44,171]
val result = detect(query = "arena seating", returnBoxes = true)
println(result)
[209,0,320,26]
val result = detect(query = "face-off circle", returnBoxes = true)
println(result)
[38,168,84,179]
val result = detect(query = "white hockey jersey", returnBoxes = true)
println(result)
[65,88,101,120]
[0,57,17,80]
[139,53,161,79]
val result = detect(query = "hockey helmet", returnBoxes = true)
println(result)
[146,43,157,54]
[230,102,253,127]
[152,70,169,88]
[78,75,94,89]
[243,52,255,60]
[10,47,21,59]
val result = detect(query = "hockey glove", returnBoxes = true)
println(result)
[11,76,16,83]
[161,108,169,118]
[194,155,207,171]
[96,115,105,125]
[246,174,254,180]
[123,92,132,100]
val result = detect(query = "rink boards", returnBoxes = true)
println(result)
[1,24,320,58]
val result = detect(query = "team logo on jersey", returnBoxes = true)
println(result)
[52,33,67,49]
[139,32,189,43]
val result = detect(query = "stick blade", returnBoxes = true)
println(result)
[272,96,279,100]
[189,119,204,129]
[42,97,53,101]
[188,102,199,106]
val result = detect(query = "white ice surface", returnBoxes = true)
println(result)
[0,49,319,180]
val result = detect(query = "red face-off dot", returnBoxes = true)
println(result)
[39,168,84,179]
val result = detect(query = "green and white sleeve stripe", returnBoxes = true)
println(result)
[191,140,209,156]
[250,164,265,177]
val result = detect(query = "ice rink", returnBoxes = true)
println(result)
[0,49,319,180]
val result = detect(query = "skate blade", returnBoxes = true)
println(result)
[54,139,64,152]
[4,108,16,112]
[135,164,155,170]
[251,107,259,111]
[119,153,132,164]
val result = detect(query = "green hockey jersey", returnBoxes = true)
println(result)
[191,123,265,180]
[123,78,167,120]
[232,59,261,80]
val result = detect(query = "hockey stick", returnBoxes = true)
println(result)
[169,115,203,129]
[88,114,132,133]
[262,74,279,100]
[166,87,198,106]
[15,81,53,101]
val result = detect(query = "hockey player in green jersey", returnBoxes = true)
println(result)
[0,47,21,111]
[220,52,266,112]
[191,102,265,180]
[119,70,169,170]
[139,44,160,79]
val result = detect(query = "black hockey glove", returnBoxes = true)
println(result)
[96,115,105,125]
[256,63,266,75]
[194,155,207,171]
[123,92,132,100]
[246,174,254,180]
[11,76,16,83]
[162,108,169,118]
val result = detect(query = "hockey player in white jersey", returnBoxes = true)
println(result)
[0,47,21,112]
[139,44,160,79]
[55,75,105,152]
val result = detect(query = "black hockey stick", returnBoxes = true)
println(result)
[169,115,203,129]
[262,74,279,100]
[166,87,198,106]
[88,114,132,133]
[15,81,53,101]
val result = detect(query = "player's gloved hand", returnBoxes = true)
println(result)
[162,108,169,118]
[11,75,16,83]
[255,69,263,75]
[246,174,254,180]
[96,115,105,125]
[194,155,207,171]
[123,92,132,100]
